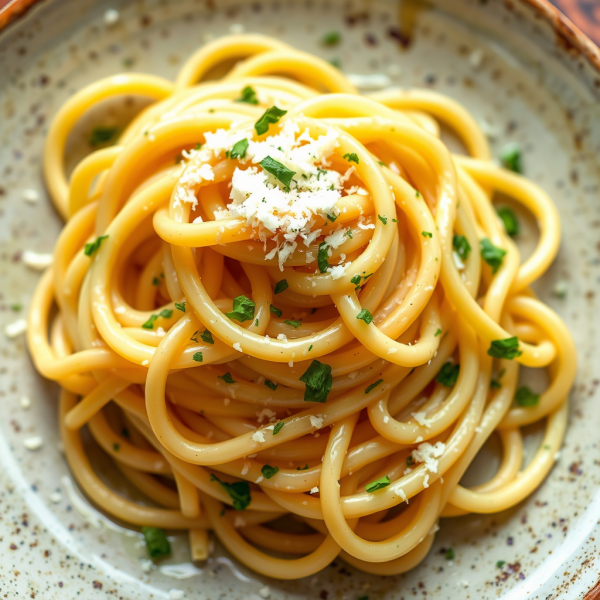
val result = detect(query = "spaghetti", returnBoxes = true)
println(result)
[28,34,576,578]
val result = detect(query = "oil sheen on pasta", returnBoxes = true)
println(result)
[28,34,576,578]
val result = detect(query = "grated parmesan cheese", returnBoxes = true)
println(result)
[309,487,319,494]
[411,441,446,474]
[309,415,324,429]
[252,429,265,443]
[412,411,433,428]
[5,319,27,339]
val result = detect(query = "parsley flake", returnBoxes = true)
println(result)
[284,319,301,328]
[356,309,373,324]
[226,295,256,323]
[141,527,171,558]
[265,380,278,391]
[235,85,259,105]
[343,152,359,164]
[515,386,539,407]
[452,235,471,261]
[365,379,383,394]
[89,126,118,147]
[274,280,288,295]
[436,362,460,387]
[210,474,250,510]
[192,352,203,362]
[378,214,388,225]
[84,235,109,257]
[497,207,520,236]
[260,156,296,187]
[219,372,236,384]
[200,330,214,344]
[365,476,390,493]
[175,302,186,312]
[434,328,442,337]
[500,142,522,173]
[317,242,329,273]
[270,304,283,317]
[487,337,522,360]
[421,231,433,238]
[299,360,332,403]
[255,106,287,135]
[230,138,249,159]
[261,465,279,479]
[480,238,506,274]
[273,422,284,435]
[322,31,341,46]
[445,548,455,560]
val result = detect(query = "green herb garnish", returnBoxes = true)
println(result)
[299,360,332,403]
[452,234,471,261]
[436,362,460,387]
[317,242,329,273]
[480,238,506,274]
[235,85,259,105]
[226,295,256,323]
[219,372,236,384]
[497,207,520,236]
[141,527,171,559]
[365,379,383,394]
[487,337,522,360]
[261,465,279,479]
[84,235,109,257]
[255,106,287,135]
[365,476,390,493]
[356,309,373,324]
[210,474,250,510]
[230,138,249,159]
[515,386,539,407]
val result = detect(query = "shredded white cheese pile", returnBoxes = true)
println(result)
[176,118,360,271]
[411,441,446,474]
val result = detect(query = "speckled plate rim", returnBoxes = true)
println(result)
[3,0,600,72]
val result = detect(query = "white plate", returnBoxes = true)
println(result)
[1,0,599,598]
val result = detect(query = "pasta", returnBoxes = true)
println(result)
[28,33,576,578]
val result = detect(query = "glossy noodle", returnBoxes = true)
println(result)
[28,34,576,578]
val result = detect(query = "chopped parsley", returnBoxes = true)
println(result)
[445,548,455,560]
[515,386,540,407]
[261,465,279,479]
[351,274,362,290]
[356,309,373,324]
[297,464,309,470]
[274,280,288,295]
[174,302,186,312]
[326,213,337,222]
[421,231,433,238]
[141,309,172,329]
[89,126,118,147]
[260,155,296,188]
[487,336,522,360]
[365,379,383,394]
[378,214,388,225]
[343,152,359,164]
[10,303,22,311]
[322,31,341,46]
[255,106,287,135]
[265,379,278,390]
[226,295,256,323]
[500,142,522,173]
[436,362,460,387]
[365,476,390,493]
[299,360,332,403]
[452,234,471,261]
[219,372,236,384]
[192,352,203,362]
[200,329,214,344]
[497,206,520,236]
[230,138,249,159]
[273,421,284,435]
[480,238,506,274]
[141,527,171,559]
[270,304,283,317]
[235,85,259,105]
[317,242,329,273]
[406,455,415,467]
[210,474,251,510]
[84,235,109,257]
[490,379,502,389]
[284,319,301,328]
[496,560,506,569]
[434,328,442,337]
[152,277,160,286]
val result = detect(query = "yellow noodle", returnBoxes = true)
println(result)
[28,34,575,578]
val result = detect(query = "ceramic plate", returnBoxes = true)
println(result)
[1,1,600,598]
